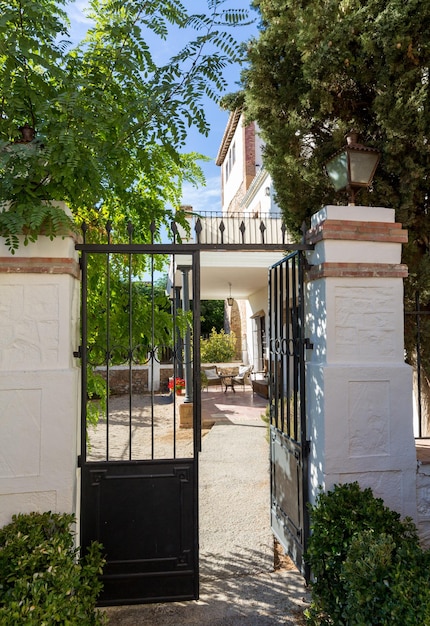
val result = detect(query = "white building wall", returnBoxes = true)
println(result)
[222,120,245,212]
[242,169,279,217]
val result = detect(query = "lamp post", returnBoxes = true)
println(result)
[325,131,380,206]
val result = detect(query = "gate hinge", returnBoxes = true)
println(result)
[77,455,82,467]
[304,338,313,350]
[303,440,311,457]
[73,346,82,359]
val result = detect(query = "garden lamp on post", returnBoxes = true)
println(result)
[325,130,380,206]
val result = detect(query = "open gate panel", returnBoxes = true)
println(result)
[268,251,310,581]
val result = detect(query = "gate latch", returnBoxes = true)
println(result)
[73,346,82,359]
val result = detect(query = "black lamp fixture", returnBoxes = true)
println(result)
[325,130,380,206]
[227,283,234,307]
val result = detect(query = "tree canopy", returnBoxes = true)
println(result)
[243,0,430,293]
[242,0,430,428]
[0,0,251,248]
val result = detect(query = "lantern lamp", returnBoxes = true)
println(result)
[325,131,380,206]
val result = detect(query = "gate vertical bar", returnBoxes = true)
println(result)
[80,234,88,466]
[192,249,201,599]
[298,250,310,580]
[105,223,111,461]
[127,223,133,460]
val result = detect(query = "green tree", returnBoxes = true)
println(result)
[242,0,430,426]
[0,0,251,249]
[201,299,225,334]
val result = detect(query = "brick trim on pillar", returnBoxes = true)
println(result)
[0,257,80,279]
[308,262,408,280]
[307,219,408,244]
[306,217,408,280]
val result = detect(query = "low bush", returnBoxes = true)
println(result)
[305,482,430,625]
[200,327,236,363]
[0,511,105,625]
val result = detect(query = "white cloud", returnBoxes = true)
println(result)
[67,0,92,23]
[181,176,221,214]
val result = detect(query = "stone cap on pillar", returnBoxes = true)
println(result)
[311,205,395,228]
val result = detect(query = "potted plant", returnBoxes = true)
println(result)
[168,377,186,395]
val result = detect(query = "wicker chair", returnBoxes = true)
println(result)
[231,365,253,391]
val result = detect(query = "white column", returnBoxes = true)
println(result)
[0,234,80,527]
[305,205,417,521]
[148,351,161,391]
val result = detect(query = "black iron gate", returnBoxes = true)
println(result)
[268,250,310,580]
[76,228,201,606]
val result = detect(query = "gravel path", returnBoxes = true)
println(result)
[94,391,310,624]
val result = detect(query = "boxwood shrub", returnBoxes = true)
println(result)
[0,511,105,625]
[305,482,430,625]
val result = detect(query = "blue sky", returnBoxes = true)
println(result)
[66,1,258,213]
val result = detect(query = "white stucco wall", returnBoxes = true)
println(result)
[0,235,80,528]
[305,206,417,521]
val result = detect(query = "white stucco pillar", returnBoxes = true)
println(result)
[305,205,417,521]
[0,233,80,527]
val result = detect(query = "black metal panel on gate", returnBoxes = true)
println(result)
[268,250,310,581]
[76,223,201,605]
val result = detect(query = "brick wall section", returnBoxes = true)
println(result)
[0,257,80,279]
[308,263,408,280]
[244,123,256,190]
[307,219,408,244]
[96,367,174,394]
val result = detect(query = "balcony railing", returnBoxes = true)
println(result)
[180,211,292,247]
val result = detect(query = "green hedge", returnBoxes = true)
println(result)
[0,511,105,625]
[305,482,430,625]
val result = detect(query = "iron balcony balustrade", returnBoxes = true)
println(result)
[177,211,302,251]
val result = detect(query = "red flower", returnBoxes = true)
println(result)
[168,377,185,390]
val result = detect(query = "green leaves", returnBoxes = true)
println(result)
[201,328,237,362]
[305,483,429,625]
[0,0,251,248]
[0,512,105,625]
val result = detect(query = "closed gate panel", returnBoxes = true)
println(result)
[77,228,201,605]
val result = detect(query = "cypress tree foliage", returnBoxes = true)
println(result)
[242,0,430,427]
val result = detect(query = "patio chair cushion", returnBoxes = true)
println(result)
[232,365,253,387]
[201,367,222,389]
[237,365,251,378]
[203,367,219,380]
